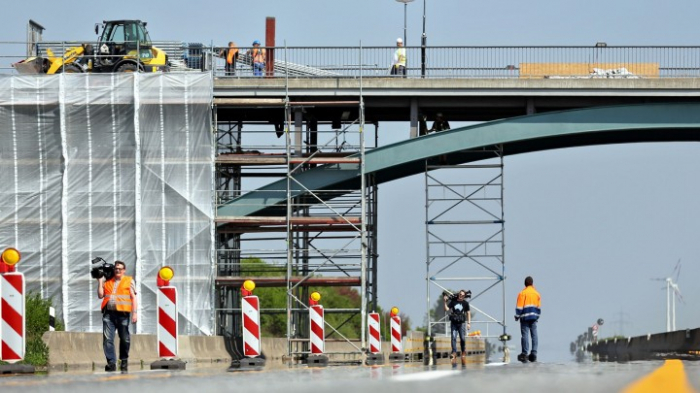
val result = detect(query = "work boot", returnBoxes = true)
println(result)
[105,363,117,372]
[450,353,457,367]
[120,360,128,373]
[528,353,537,363]
[461,352,467,366]
[517,353,527,363]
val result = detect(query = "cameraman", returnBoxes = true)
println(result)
[443,290,471,366]
[96,260,137,372]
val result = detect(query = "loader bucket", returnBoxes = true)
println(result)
[12,57,46,74]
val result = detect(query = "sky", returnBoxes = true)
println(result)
[4,0,700,362]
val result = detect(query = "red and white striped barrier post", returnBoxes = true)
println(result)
[49,307,56,332]
[150,266,185,370]
[241,281,261,357]
[390,308,402,353]
[0,248,31,371]
[307,291,328,367]
[368,312,381,353]
[366,311,385,365]
[229,280,265,371]
[388,306,404,363]
[310,306,324,354]
[157,267,177,358]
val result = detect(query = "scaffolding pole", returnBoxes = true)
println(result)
[214,46,372,365]
[424,146,507,355]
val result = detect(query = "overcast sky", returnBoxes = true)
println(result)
[4,0,700,362]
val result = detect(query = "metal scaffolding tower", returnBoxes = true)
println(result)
[214,56,372,363]
[424,146,507,344]
[282,98,370,361]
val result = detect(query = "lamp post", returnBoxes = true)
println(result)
[421,0,426,78]
[395,0,414,46]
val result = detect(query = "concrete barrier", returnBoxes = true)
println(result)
[42,332,105,371]
[43,330,485,371]
[588,327,700,361]
[43,331,231,371]
[185,335,231,365]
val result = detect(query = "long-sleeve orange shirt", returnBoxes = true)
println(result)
[515,285,541,322]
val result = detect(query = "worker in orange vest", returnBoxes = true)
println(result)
[249,40,266,77]
[515,276,541,363]
[219,41,239,76]
[97,260,138,372]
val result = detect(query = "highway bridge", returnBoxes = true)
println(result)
[3,44,700,364]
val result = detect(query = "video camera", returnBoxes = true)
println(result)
[443,289,472,301]
[90,257,115,280]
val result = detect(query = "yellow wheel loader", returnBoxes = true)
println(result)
[13,20,169,74]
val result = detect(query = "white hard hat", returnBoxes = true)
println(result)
[396,37,403,43]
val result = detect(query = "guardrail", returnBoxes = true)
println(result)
[3,42,700,78]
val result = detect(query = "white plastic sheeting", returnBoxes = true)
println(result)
[0,73,214,335]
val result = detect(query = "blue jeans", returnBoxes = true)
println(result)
[450,321,466,354]
[103,310,131,364]
[253,62,265,76]
[520,320,538,355]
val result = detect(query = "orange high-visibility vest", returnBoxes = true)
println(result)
[226,47,238,64]
[101,276,133,312]
[515,285,541,322]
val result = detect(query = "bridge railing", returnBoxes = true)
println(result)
[4,42,700,78]
[212,45,700,79]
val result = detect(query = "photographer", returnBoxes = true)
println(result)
[96,260,137,372]
[443,290,471,366]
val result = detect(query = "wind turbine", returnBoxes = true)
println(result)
[652,259,684,332]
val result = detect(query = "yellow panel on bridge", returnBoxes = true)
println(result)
[520,62,659,78]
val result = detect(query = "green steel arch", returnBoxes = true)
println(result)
[217,102,700,217]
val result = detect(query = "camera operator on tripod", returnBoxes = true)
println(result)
[443,289,471,367]
[93,258,138,372]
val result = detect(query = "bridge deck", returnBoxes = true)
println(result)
[214,77,700,122]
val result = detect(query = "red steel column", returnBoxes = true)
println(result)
[265,17,275,77]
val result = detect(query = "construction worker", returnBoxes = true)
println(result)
[249,40,266,77]
[219,41,239,76]
[515,276,541,362]
[429,112,451,132]
[391,37,406,76]
[97,260,138,372]
[443,290,471,366]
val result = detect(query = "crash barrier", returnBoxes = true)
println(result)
[42,331,231,371]
[587,327,700,361]
[41,330,485,370]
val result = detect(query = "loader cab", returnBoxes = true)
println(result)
[96,20,153,61]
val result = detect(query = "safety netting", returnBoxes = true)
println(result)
[0,72,214,335]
